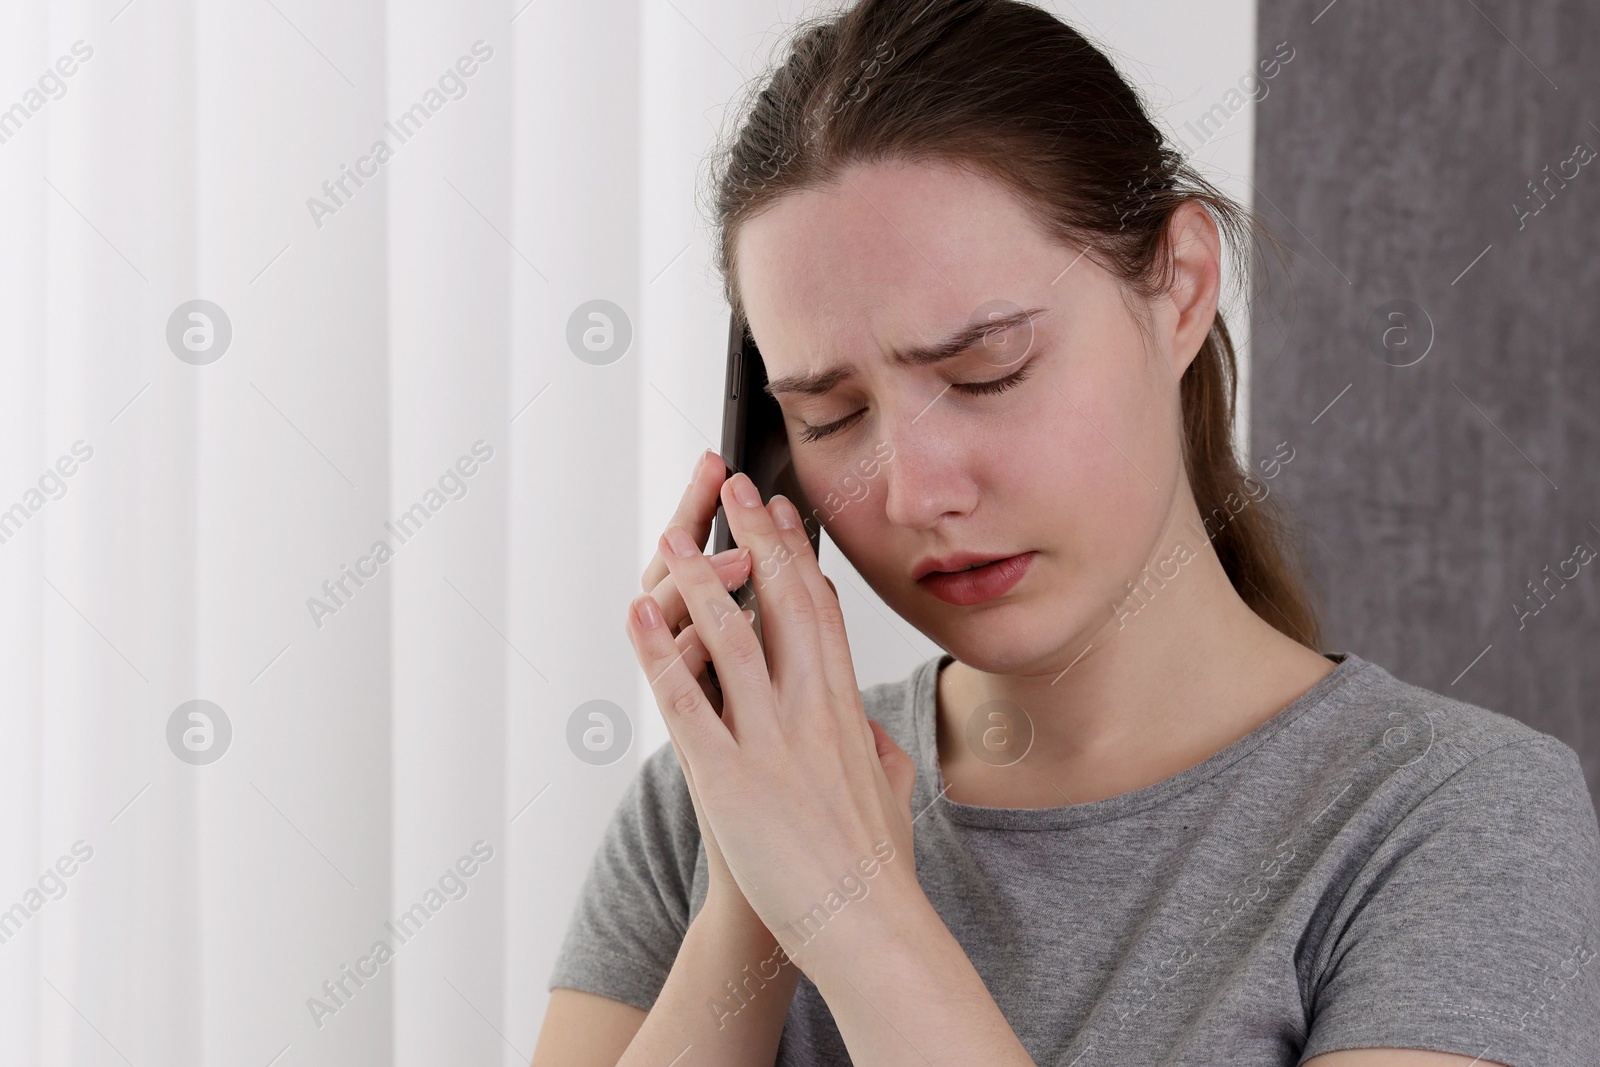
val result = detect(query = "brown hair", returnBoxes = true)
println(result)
[703,0,1324,650]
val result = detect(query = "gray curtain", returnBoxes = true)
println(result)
[1250,0,1599,805]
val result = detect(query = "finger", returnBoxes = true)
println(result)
[644,622,724,842]
[766,493,866,740]
[647,633,710,790]
[869,718,916,818]
[656,707,725,871]
[716,473,827,700]
[650,546,752,636]
[641,450,731,593]
[767,495,855,676]
[675,619,771,732]
[623,591,744,723]
[658,524,781,746]
[625,592,737,763]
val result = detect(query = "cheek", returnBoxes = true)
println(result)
[1029,360,1178,565]
[792,454,891,561]
[792,456,862,533]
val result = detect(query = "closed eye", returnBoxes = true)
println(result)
[797,360,1036,443]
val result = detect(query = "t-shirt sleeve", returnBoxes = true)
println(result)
[547,738,705,1012]
[1300,736,1600,1066]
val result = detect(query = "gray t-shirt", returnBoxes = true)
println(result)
[548,650,1600,1065]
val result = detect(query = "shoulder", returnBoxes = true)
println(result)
[1294,662,1600,1062]
[636,733,694,803]
[631,737,698,846]
[1296,654,1588,809]
[597,738,703,915]
[1263,654,1599,935]
[546,740,704,1009]
[1294,654,1599,951]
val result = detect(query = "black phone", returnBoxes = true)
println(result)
[711,314,822,562]
[705,314,822,695]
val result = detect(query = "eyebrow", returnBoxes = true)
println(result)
[762,306,1053,398]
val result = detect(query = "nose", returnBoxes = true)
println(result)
[877,408,976,530]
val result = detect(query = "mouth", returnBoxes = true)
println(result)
[914,552,1037,606]
[912,551,1026,581]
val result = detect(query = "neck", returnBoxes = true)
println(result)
[933,491,1335,807]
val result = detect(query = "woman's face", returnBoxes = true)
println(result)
[733,159,1211,674]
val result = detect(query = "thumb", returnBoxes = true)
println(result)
[868,718,916,816]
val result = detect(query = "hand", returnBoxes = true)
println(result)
[625,469,921,970]
[635,450,760,909]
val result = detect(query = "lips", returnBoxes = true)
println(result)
[916,552,1036,606]
[911,551,1023,581]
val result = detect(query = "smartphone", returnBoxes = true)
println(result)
[705,313,822,696]
[711,314,822,561]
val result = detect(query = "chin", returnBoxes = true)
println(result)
[930,597,1101,676]
[933,623,1054,675]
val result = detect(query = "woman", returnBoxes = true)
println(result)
[534,1,1600,1064]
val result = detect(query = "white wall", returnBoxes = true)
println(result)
[0,2,1255,1064]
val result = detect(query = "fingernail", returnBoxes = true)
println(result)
[742,609,756,624]
[634,595,663,629]
[664,525,698,557]
[731,472,761,508]
[689,451,709,487]
[771,494,801,529]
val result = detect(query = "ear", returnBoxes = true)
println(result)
[1161,201,1222,381]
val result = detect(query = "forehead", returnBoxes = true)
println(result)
[734,160,1076,372]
